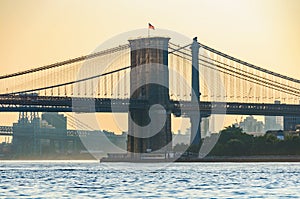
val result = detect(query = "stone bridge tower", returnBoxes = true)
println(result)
[127,37,172,157]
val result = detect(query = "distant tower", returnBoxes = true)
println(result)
[127,37,172,157]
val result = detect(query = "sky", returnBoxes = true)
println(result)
[0,0,300,137]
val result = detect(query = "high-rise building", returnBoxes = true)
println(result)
[284,116,300,131]
[201,117,210,138]
[265,101,283,131]
[265,116,283,131]
[239,116,264,133]
[42,112,67,130]
[282,100,300,131]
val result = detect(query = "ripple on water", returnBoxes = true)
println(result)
[0,162,300,198]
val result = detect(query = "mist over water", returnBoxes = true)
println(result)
[1,161,300,198]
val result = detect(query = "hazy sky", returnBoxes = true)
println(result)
[1,0,300,77]
[0,0,300,135]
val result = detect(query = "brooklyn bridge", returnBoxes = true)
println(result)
[1,33,300,158]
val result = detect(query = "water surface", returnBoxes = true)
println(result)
[1,161,300,198]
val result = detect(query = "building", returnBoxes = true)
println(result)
[265,130,285,140]
[42,112,67,129]
[239,115,264,134]
[266,129,300,140]
[201,117,210,138]
[12,112,81,157]
[265,100,283,131]
[172,131,190,146]
[265,116,283,131]
[284,116,300,131]
[10,112,129,159]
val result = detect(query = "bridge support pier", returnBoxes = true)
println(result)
[189,37,201,152]
[189,114,202,152]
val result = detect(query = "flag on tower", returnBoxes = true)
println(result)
[148,23,155,30]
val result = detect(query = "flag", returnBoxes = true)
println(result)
[148,23,155,30]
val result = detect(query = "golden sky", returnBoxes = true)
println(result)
[0,0,300,135]
[1,0,300,77]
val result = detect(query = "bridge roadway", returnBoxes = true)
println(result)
[0,126,100,137]
[0,95,300,117]
[0,126,12,136]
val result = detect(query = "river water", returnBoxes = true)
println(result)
[0,161,300,198]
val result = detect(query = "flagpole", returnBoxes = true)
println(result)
[148,23,154,37]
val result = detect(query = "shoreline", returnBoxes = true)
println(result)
[100,155,300,163]
[3,155,300,162]
[176,155,300,162]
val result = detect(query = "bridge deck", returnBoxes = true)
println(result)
[0,95,299,116]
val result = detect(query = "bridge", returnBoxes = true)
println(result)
[1,95,300,116]
[1,32,300,157]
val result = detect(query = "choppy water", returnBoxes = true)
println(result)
[1,161,300,198]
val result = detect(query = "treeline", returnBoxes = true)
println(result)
[209,125,300,156]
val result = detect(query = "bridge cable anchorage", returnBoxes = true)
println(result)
[0,66,130,96]
[0,44,130,80]
[198,42,300,84]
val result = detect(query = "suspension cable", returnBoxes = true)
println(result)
[170,48,300,97]
[199,58,300,97]
[3,66,130,95]
[200,54,300,93]
[201,62,300,98]
[198,42,300,84]
[0,44,129,80]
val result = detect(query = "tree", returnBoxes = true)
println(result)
[210,125,253,156]
[209,125,300,156]
[173,143,189,152]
